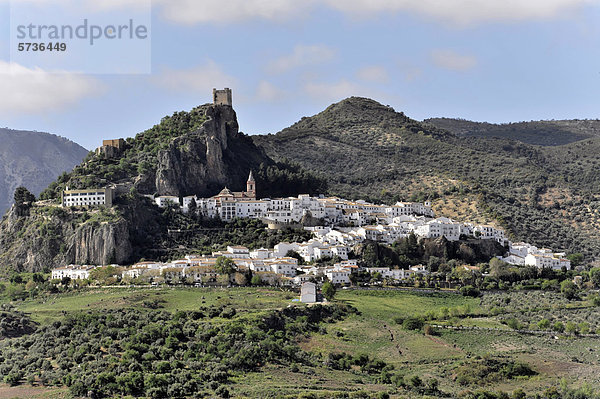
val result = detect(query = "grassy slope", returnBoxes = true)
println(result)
[7,287,600,398]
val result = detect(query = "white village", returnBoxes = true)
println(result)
[53,165,572,301]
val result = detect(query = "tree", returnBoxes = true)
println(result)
[537,319,550,330]
[233,272,247,286]
[14,186,35,206]
[565,321,578,335]
[187,197,197,218]
[215,256,236,276]
[250,275,262,286]
[90,266,120,284]
[427,256,442,273]
[553,321,565,333]
[590,267,600,288]
[489,258,510,280]
[322,281,336,301]
[566,253,583,269]
[560,279,577,300]
[285,250,304,265]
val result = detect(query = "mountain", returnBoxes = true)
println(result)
[253,97,600,261]
[0,129,88,213]
[424,117,600,146]
[0,103,324,272]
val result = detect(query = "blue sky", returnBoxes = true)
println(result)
[0,0,599,150]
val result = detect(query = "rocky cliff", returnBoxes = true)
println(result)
[0,204,131,272]
[153,105,270,196]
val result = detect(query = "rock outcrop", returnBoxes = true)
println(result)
[153,105,270,197]
[0,204,134,272]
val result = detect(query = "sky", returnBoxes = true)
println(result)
[0,0,599,150]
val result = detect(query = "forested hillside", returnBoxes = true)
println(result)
[254,97,600,261]
[425,117,600,146]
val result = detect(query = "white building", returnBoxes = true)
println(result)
[62,187,114,207]
[525,254,570,270]
[155,196,179,208]
[415,218,462,241]
[474,225,506,244]
[52,265,96,280]
[301,282,317,303]
[325,268,351,285]
[267,258,298,277]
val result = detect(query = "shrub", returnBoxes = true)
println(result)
[553,321,565,333]
[4,372,22,386]
[506,318,521,330]
[402,317,424,331]
[460,285,480,297]
[322,281,336,301]
[537,319,550,330]
[560,280,577,300]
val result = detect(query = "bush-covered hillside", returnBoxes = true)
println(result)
[39,104,325,202]
[425,117,600,146]
[254,97,600,261]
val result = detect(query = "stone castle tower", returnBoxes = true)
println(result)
[213,88,232,106]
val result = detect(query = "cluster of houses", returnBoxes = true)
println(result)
[152,172,435,225]
[51,243,428,287]
[51,223,571,288]
[51,244,356,286]
[498,242,571,270]
[56,156,570,283]
[52,177,571,284]
[341,217,506,245]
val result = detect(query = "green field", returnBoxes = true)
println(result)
[2,287,599,398]
[16,287,296,324]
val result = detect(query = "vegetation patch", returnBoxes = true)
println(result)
[453,355,537,386]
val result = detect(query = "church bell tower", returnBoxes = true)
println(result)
[246,171,256,199]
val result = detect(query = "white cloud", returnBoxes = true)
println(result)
[154,0,309,25]
[356,65,389,83]
[324,0,595,26]
[2,0,593,25]
[0,61,103,115]
[267,45,336,74]
[397,61,423,81]
[255,81,287,102]
[430,49,477,71]
[153,60,237,93]
[304,79,367,102]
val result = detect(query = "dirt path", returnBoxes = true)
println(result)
[382,323,403,356]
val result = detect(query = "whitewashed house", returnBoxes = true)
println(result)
[301,282,317,303]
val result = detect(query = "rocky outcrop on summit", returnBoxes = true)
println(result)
[152,105,271,197]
